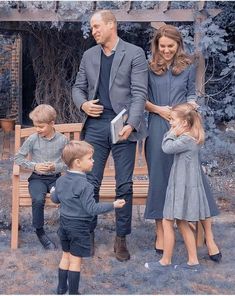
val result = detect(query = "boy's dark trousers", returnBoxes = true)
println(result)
[28,172,60,228]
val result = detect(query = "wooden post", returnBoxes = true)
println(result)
[194,13,206,102]
[11,173,20,249]
[18,35,23,125]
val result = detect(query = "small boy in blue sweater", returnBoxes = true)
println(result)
[50,140,125,295]
[15,104,68,250]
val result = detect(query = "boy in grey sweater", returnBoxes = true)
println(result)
[50,140,125,295]
[15,104,68,250]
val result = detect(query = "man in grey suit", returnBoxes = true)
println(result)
[72,10,148,262]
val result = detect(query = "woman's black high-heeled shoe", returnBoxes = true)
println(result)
[204,239,222,263]
[209,252,222,263]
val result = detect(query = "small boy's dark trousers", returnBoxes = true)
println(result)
[28,172,60,229]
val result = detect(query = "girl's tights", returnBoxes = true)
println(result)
[177,220,199,265]
[159,219,199,266]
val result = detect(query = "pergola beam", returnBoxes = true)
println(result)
[0,8,221,22]
[158,1,171,13]
[151,22,166,30]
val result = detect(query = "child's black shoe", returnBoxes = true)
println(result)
[155,247,164,255]
[56,285,68,295]
[36,232,57,250]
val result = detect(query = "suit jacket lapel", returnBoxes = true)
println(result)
[109,39,125,90]
[93,46,102,96]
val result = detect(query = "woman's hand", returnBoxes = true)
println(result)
[157,105,172,121]
[145,101,171,121]
[188,100,199,110]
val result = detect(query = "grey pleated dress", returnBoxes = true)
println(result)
[162,132,213,221]
[144,65,218,219]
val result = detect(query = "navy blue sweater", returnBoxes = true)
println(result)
[51,171,114,220]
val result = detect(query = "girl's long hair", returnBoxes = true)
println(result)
[150,24,193,76]
[171,103,205,145]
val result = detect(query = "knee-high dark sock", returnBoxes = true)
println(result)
[68,270,80,295]
[57,268,68,294]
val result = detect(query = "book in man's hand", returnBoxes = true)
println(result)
[110,108,128,144]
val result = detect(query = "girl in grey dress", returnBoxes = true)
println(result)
[145,103,221,271]
[144,25,219,259]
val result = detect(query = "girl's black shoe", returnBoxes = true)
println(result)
[209,251,222,263]
[155,248,164,255]
[154,235,163,255]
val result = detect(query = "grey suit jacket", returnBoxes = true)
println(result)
[72,38,148,141]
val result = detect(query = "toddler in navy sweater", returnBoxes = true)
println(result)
[51,140,125,294]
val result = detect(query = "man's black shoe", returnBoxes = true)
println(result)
[36,233,57,250]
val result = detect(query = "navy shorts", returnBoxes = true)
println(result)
[58,216,91,257]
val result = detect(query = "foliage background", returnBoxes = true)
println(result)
[0,1,234,172]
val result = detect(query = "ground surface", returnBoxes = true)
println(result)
[0,158,235,295]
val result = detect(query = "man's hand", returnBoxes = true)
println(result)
[81,99,104,117]
[118,124,133,141]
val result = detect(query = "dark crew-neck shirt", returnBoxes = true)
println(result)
[96,51,115,111]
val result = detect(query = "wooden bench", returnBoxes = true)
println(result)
[11,123,203,249]
[11,123,149,249]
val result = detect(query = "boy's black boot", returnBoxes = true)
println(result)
[36,228,57,250]
[57,268,68,295]
[68,270,80,295]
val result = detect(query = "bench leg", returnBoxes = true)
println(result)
[11,183,20,249]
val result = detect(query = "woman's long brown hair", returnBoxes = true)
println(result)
[149,24,193,76]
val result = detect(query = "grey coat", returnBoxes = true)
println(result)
[72,38,148,141]
[162,132,213,221]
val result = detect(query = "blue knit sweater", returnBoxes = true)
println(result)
[51,171,114,220]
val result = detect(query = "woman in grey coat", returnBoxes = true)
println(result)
[144,25,220,261]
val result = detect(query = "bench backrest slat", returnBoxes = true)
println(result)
[14,123,83,151]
